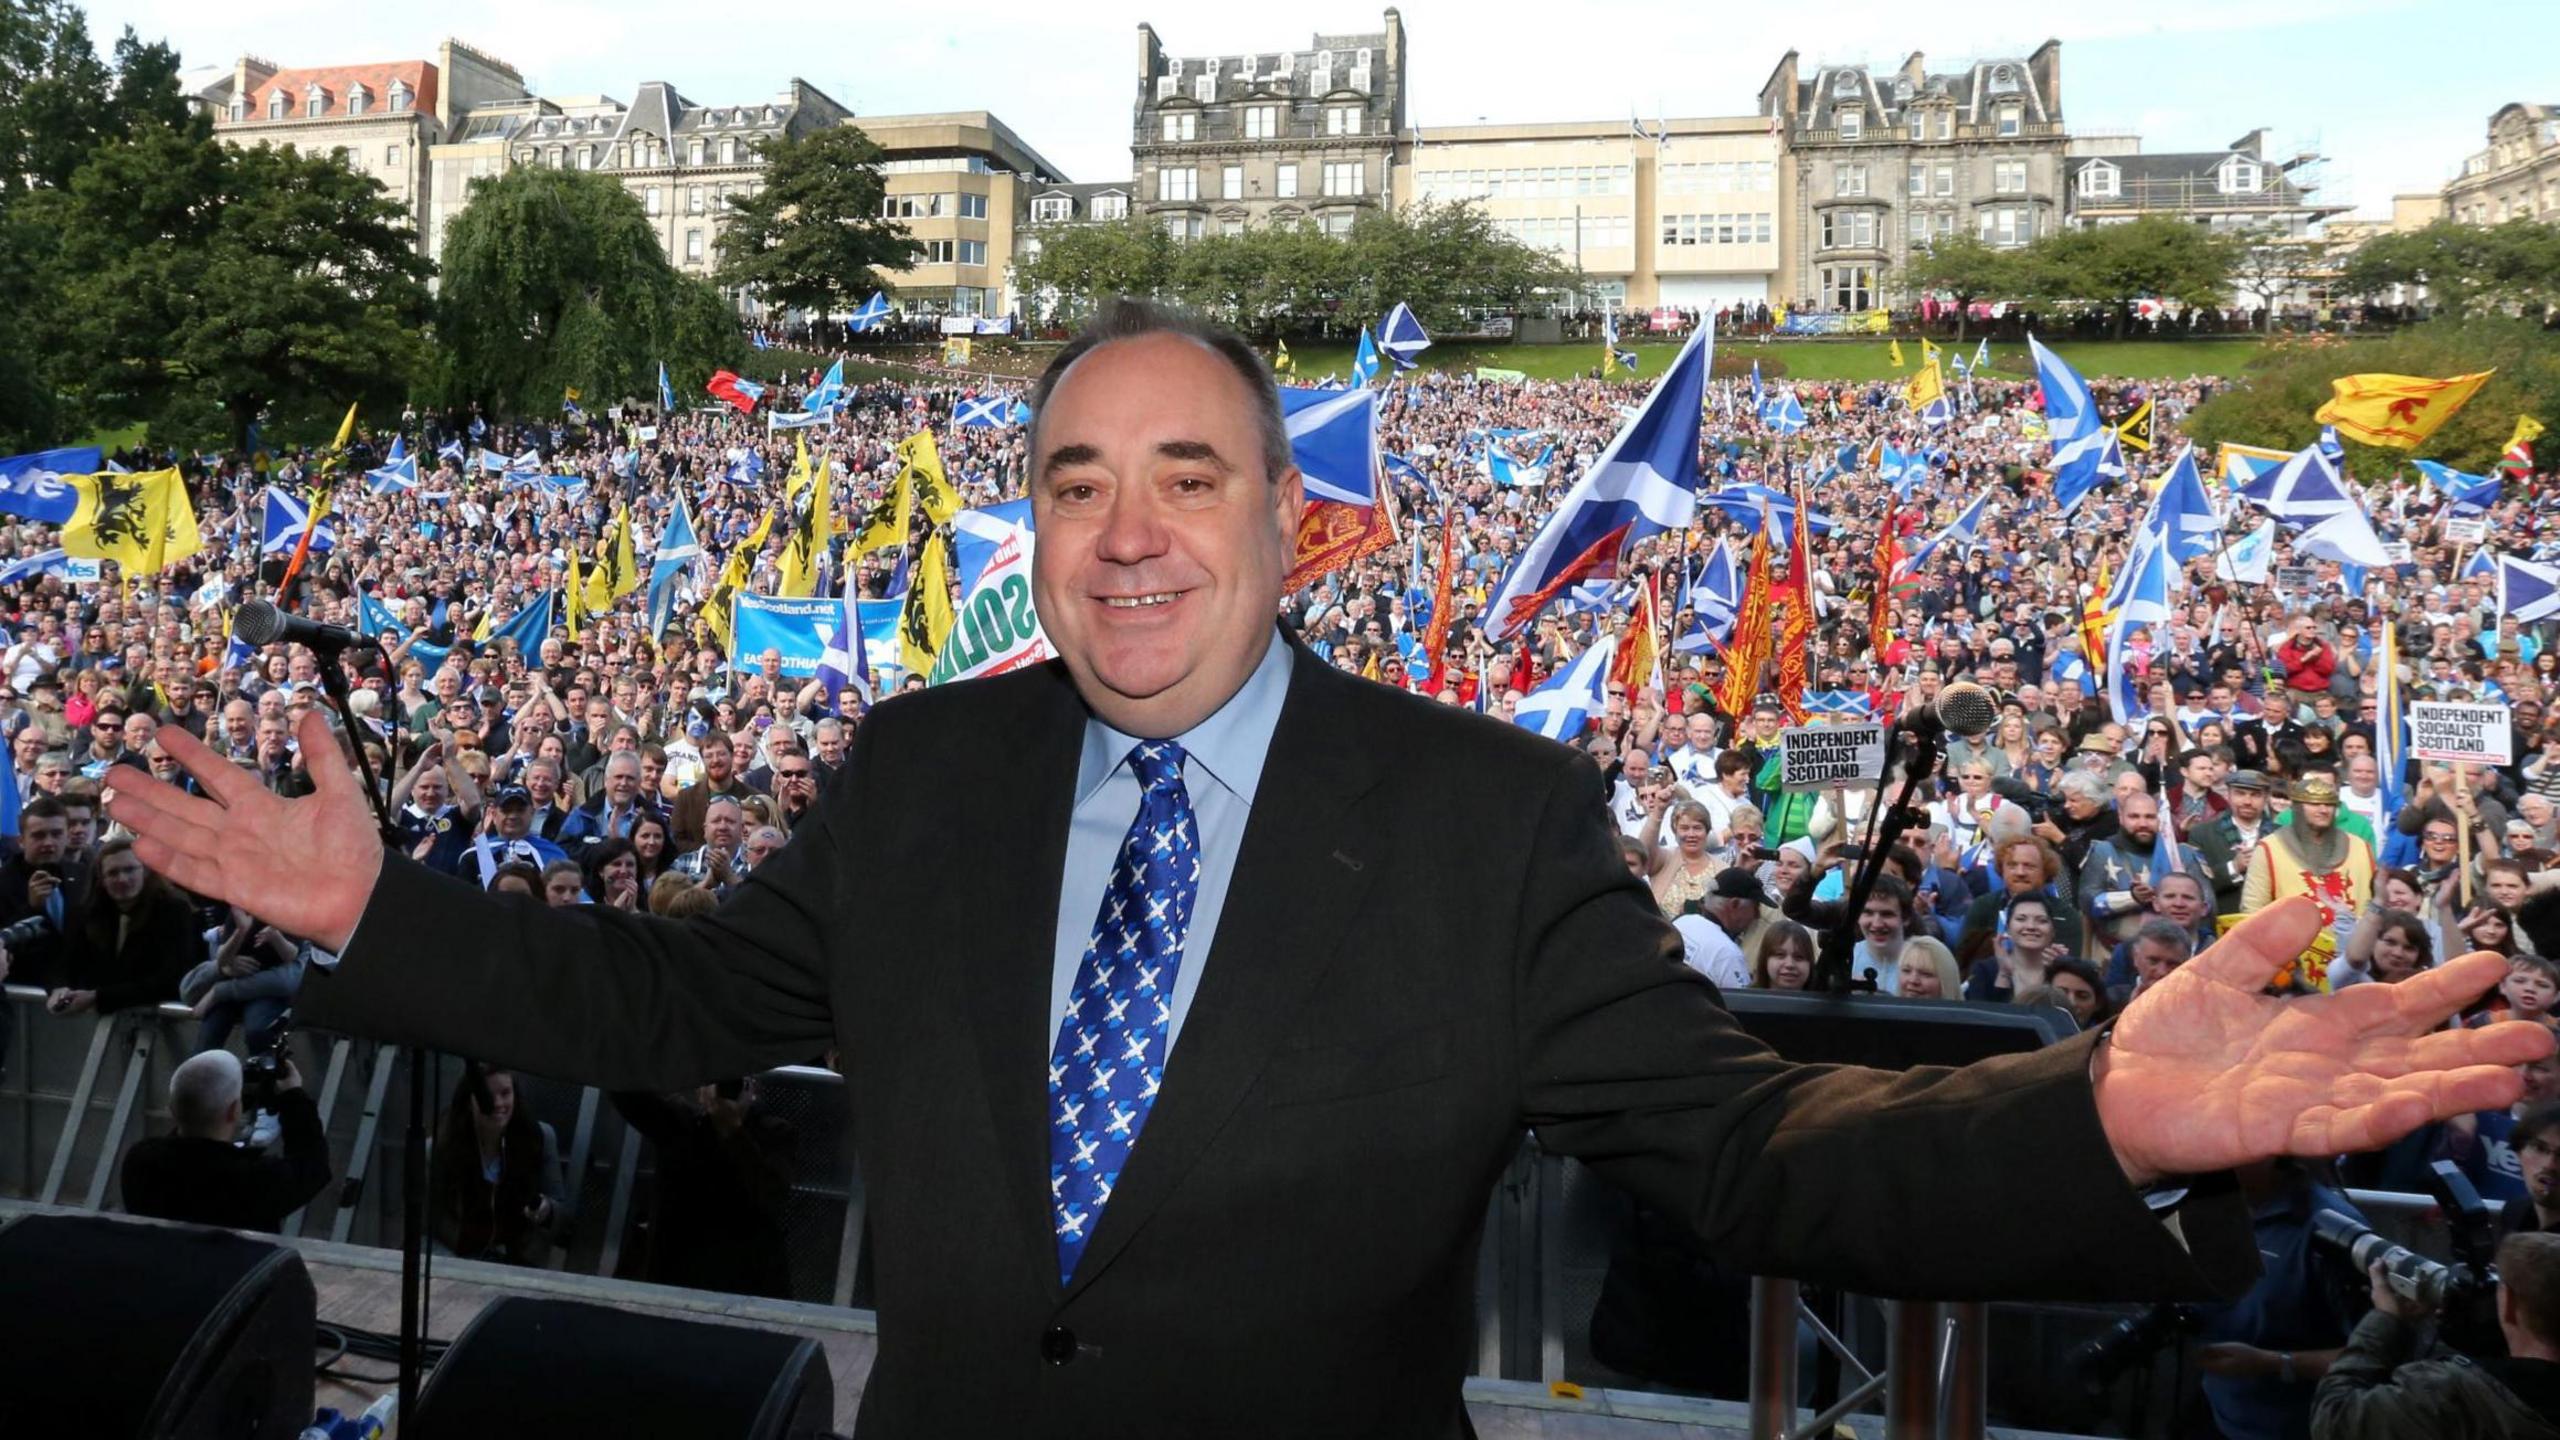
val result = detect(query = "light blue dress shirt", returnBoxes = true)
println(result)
[1047,630,1292,1060]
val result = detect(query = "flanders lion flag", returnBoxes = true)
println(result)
[65,468,201,574]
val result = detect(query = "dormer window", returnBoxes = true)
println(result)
[2078,160,2120,199]
[1909,109,1927,141]
[1996,104,2021,137]
[2220,156,2261,193]
[1838,109,1862,140]
[305,84,327,118]
[388,79,410,111]
[347,84,369,116]
[1989,65,2019,93]
[228,95,247,121]
[268,90,288,119]
[1832,71,1860,97]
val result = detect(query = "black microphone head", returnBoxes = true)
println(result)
[1934,680,1999,738]
[233,598,286,648]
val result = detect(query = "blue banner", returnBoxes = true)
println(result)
[858,598,903,675]
[0,447,99,524]
[731,593,840,675]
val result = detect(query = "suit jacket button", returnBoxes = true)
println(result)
[1042,1325,1078,1365]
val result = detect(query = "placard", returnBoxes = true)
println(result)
[2378,540,2412,565]
[2409,700,2513,765]
[2275,565,2319,593]
[2442,515,2488,545]
[1778,722,1888,792]
[634,425,658,443]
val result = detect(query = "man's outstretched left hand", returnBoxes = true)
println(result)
[2094,895,2553,1186]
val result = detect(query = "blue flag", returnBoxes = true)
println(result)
[1378,302,1430,369]
[0,446,97,524]
[658,361,676,414]
[850,292,891,333]
[648,499,704,639]
[1514,634,1618,740]
[260,488,338,555]
[1278,387,1380,506]
[1351,328,1382,388]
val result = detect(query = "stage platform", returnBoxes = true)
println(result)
[3,1198,2115,1439]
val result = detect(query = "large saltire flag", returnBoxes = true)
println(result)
[1351,328,1382,388]
[897,526,956,678]
[1675,538,1741,654]
[259,488,338,556]
[2413,458,2501,512]
[2498,555,2560,623]
[476,590,556,656]
[2147,447,2225,562]
[65,468,200,574]
[1514,633,1617,741]
[647,498,703,639]
[849,291,891,333]
[1378,302,1430,369]
[814,585,873,711]
[1484,324,1710,642]
[2102,530,2175,726]
[2315,370,2494,449]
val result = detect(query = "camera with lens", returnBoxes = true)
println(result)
[0,910,52,952]
[238,1012,293,1116]
[2310,1160,2503,1358]
[2070,1302,2205,1391]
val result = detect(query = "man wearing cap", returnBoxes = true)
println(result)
[456,785,568,887]
[1670,867,1761,992]
[2242,776,2375,926]
[2193,771,2278,917]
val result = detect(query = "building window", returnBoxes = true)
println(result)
[2221,158,2262,193]
[1838,109,1862,140]
[1321,161,1364,196]
[689,139,705,165]
[1819,210,1878,249]
[689,186,704,214]
[306,90,325,118]
[958,239,986,265]
[923,239,954,262]
[1160,167,1198,202]
[1935,164,1954,197]
[348,87,369,116]
[720,138,737,164]
[580,146,596,170]
[685,230,703,261]
[1936,112,1953,140]
[1822,264,1876,310]
[1996,105,2021,138]
[1032,196,1071,222]
[2079,162,2119,199]
[1321,213,1354,238]
[1275,163,1298,198]
[1909,109,1927,142]
[548,147,564,168]
[1223,164,1244,200]
[1163,214,1204,241]
[959,192,988,219]
[389,80,410,111]
[1161,112,1196,142]
[228,96,247,121]
[1244,105,1280,140]
[1979,206,2031,247]
[1908,162,1926,197]
[1911,209,1930,242]
[1833,163,1867,197]
[1994,160,2027,194]
[646,187,662,216]
[386,144,401,168]
[1326,105,1362,136]
[1091,193,1127,220]
[1221,219,1245,237]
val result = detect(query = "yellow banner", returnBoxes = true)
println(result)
[2314,370,2494,449]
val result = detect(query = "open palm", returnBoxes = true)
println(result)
[102,709,386,952]
[2095,896,2554,1184]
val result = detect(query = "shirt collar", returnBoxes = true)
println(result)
[1077,629,1293,811]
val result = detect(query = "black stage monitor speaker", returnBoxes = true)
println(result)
[410,1296,834,1440]
[0,1212,317,1440]
[1721,988,2075,1071]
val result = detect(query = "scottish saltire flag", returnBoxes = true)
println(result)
[648,499,703,638]
[1612,346,1641,374]
[502,451,545,485]
[0,549,74,584]
[1514,633,1618,740]
[474,447,506,473]
[2149,447,2224,562]
[2031,335,2118,513]
[1902,485,1998,570]
[0,446,99,524]
[1748,359,1764,401]
[1971,337,1990,374]
[437,439,465,464]
[1484,326,1711,642]
[814,587,873,711]
[1277,386,1380,506]
[365,440,418,494]
[2499,555,2560,622]
[1802,690,1875,719]
[357,591,405,640]
[1351,328,1382,388]
[1676,538,1742,652]
[260,489,338,556]
[469,416,487,439]
[1699,485,1833,546]
[1382,452,1427,489]
[2242,442,2391,567]
[2464,548,2497,580]
[1759,390,1808,434]
[2102,531,2176,726]
[2215,520,2277,585]
[1378,302,1430,369]
[952,499,1034,592]
[954,395,1021,428]
[2219,442,2291,492]
[752,329,772,350]
[1484,441,1555,488]
[849,292,891,333]
[808,359,846,414]
[2149,809,2183,880]
[2414,458,2501,512]
[1876,441,1922,498]
[484,591,556,654]
[658,362,676,413]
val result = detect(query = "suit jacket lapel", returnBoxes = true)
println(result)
[1063,651,1382,1301]
[961,662,1087,1300]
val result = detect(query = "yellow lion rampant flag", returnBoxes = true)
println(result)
[65,468,202,574]
[2314,370,2494,449]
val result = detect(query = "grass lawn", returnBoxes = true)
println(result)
[71,423,145,452]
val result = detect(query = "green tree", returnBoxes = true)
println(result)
[437,164,739,420]
[714,125,920,318]
[1016,216,1175,325]
[2183,315,2560,474]
[1901,234,2017,340]
[2019,215,2238,338]
[2341,218,2560,319]
[1338,200,1575,334]
[37,123,431,449]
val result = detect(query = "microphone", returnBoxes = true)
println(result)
[1932,680,1999,739]
[233,598,361,654]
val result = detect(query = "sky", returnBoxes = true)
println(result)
[85,0,2560,218]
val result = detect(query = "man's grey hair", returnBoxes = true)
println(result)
[748,826,788,849]
[170,1049,243,1136]
[2133,917,2197,961]
[2057,770,2109,806]
[1028,298,1294,486]
[604,751,643,777]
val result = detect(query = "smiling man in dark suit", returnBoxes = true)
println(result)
[107,300,2550,1438]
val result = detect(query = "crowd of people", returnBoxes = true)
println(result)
[3,315,2557,1432]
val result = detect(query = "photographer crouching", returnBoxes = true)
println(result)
[119,1046,331,1233]
[2313,1231,2560,1439]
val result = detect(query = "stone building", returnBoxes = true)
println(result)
[1132,11,1408,238]
[1758,44,2068,311]
[2444,102,2560,226]
[846,112,1070,318]
[2064,129,2346,238]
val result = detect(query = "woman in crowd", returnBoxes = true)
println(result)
[583,837,644,911]
[487,861,543,900]
[23,836,203,1018]
[1895,937,1962,1000]
[1647,799,1718,919]
[2341,907,2437,988]
[629,812,674,891]
[541,859,587,907]
[429,1062,572,1266]
[2042,958,2111,1029]
[1963,891,2065,1002]
[1750,920,1815,992]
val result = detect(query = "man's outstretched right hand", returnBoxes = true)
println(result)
[104,708,384,952]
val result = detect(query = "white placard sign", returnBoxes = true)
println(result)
[2442,515,2488,545]
[1778,722,1888,792]
[2409,701,2513,765]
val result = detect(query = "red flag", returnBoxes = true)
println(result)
[705,370,766,415]
[1772,483,1814,722]
[1609,573,1661,697]
[1713,526,1777,722]
[1422,503,1461,684]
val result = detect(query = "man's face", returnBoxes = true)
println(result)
[603,758,640,806]
[63,805,94,851]
[774,756,815,808]
[1029,333,1305,737]
[2523,1126,2560,1209]
[702,738,733,781]
[20,814,64,865]
[495,800,532,839]
[2154,875,2206,927]
[705,802,742,851]
[2117,793,2159,847]
[525,766,557,804]
[2182,756,2213,792]
[2297,799,2339,835]
[1685,712,1714,750]
[2131,938,2186,986]
[815,725,847,765]
[414,768,448,810]
[744,828,783,869]
[2348,755,2377,791]
[2000,845,2043,894]
[2230,787,2266,823]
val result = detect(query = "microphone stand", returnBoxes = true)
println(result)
[1811,720,1942,995]
[314,639,430,1417]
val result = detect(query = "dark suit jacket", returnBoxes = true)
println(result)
[304,645,2257,1437]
